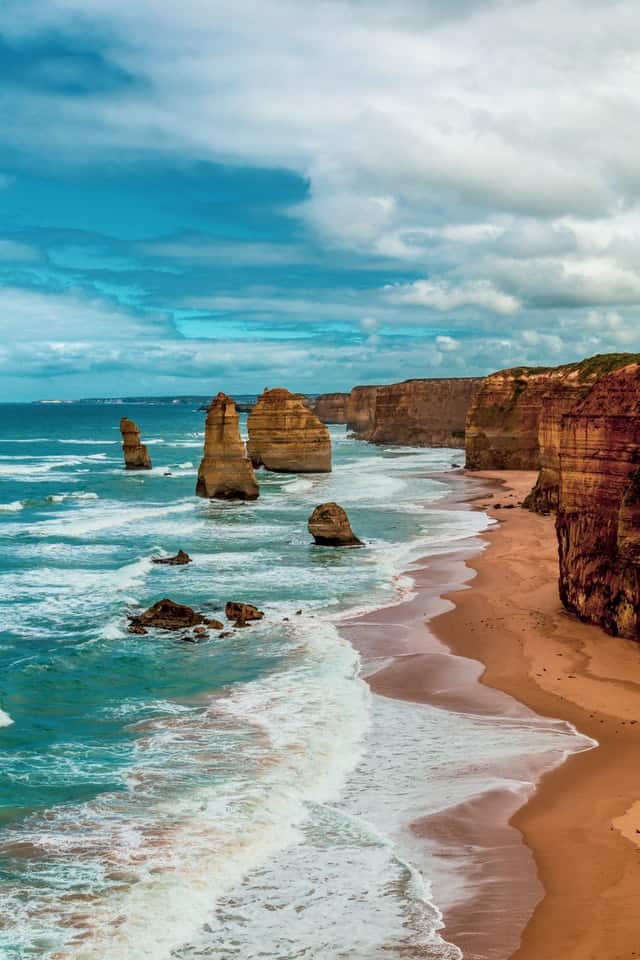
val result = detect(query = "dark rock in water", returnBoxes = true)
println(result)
[152,550,192,566]
[193,626,208,637]
[128,622,148,635]
[225,601,264,626]
[308,502,362,546]
[128,598,221,632]
[218,630,233,638]
[120,417,152,470]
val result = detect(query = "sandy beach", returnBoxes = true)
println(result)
[345,470,640,960]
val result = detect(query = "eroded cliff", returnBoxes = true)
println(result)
[525,354,640,512]
[312,393,350,424]
[368,378,482,447]
[247,388,332,472]
[556,363,640,639]
[346,385,380,439]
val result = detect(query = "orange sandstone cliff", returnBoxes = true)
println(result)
[312,392,350,424]
[196,393,259,500]
[556,363,640,639]
[120,417,152,470]
[247,388,332,472]
[367,378,482,447]
[346,385,380,438]
[525,354,640,512]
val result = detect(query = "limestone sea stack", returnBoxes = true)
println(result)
[308,502,362,546]
[247,388,331,472]
[120,417,152,470]
[556,363,640,639]
[196,393,259,500]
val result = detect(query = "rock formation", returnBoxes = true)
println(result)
[247,388,331,472]
[556,363,640,639]
[367,378,482,447]
[151,550,192,566]
[346,385,380,438]
[120,417,152,470]
[196,393,259,500]
[312,392,350,424]
[308,502,362,546]
[523,354,640,513]
[128,598,223,633]
[225,601,264,626]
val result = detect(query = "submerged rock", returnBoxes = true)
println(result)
[120,417,152,470]
[247,387,331,473]
[307,502,362,546]
[128,598,223,632]
[225,601,264,626]
[196,392,259,501]
[151,550,192,566]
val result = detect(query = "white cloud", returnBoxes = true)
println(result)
[435,334,459,351]
[385,279,521,314]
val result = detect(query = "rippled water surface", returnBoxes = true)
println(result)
[0,402,587,959]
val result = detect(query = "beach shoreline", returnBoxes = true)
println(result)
[344,469,640,960]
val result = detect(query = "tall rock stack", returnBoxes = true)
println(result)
[556,363,640,639]
[120,417,152,470]
[247,388,332,472]
[196,393,259,500]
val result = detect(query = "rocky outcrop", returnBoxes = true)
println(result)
[556,363,640,639]
[151,550,192,566]
[128,598,223,633]
[367,378,482,447]
[225,601,264,626]
[523,355,640,513]
[312,392,350,423]
[346,385,380,438]
[120,417,152,470]
[465,367,557,470]
[247,388,332,472]
[196,393,259,500]
[308,502,362,546]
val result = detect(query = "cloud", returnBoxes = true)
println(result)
[385,279,521,314]
[2,0,640,397]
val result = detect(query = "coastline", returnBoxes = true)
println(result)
[344,469,640,960]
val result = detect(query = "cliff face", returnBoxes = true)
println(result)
[196,392,259,500]
[465,367,560,470]
[367,378,482,447]
[556,364,640,639]
[312,392,350,424]
[247,388,332,472]
[120,417,152,470]
[346,385,380,438]
[524,355,640,513]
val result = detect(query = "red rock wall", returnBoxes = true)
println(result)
[368,378,482,447]
[312,393,350,423]
[556,363,640,639]
[346,385,380,438]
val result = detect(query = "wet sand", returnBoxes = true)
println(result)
[344,470,640,960]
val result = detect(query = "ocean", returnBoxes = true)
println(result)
[0,401,589,959]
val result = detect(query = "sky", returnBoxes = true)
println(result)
[1,0,640,400]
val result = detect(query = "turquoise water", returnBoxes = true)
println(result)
[0,403,587,959]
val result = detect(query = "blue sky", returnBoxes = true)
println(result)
[1,0,640,400]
